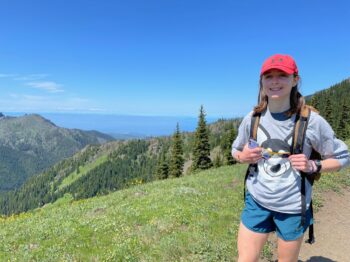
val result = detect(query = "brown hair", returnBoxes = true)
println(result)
[253,74,305,116]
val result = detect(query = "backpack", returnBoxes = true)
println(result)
[244,105,321,244]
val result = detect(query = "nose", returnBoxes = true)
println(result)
[271,76,280,85]
[270,164,281,173]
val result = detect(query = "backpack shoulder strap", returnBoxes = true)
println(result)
[292,105,319,245]
[244,112,261,200]
[250,112,261,141]
[292,105,311,154]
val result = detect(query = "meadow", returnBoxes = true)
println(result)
[0,161,349,261]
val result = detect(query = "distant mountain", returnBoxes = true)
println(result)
[27,113,218,136]
[109,132,148,140]
[0,113,114,191]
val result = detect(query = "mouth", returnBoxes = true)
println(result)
[269,87,283,91]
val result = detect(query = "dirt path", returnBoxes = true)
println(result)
[298,189,350,262]
[265,188,350,262]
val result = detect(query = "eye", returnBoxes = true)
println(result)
[278,150,290,158]
[278,73,289,78]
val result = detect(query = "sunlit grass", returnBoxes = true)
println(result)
[0,165,247,261]
[0,160,348,261]
[58,154,108,190]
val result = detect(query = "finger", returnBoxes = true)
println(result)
[290,158,307,165]
[291,163,308,171]
[250,151,262,157]
[289,154,306,159]
[289,157,307,164]
[251,148,262,154]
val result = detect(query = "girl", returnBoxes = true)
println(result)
[231,54,350,262]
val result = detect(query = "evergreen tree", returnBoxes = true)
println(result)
[309,95,320,111]
[337,100,350,140]
[169,123,184,177]
[192,105,213,171]
[156,152,169,180]
[213,154,222,168]
[223,126,237,165]
[323,95,334,129]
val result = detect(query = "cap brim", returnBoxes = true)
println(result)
[261,65,295,76]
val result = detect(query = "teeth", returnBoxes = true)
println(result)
[270,87,282,91]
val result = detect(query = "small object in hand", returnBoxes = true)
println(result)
[248,139,259,149]
[262,150,270,160]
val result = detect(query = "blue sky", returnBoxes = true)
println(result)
[0,0,349,118]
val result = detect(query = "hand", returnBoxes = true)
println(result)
[238,144,262,164]
[288,154,314,173]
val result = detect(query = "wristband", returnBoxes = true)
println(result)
[314,159,322,173]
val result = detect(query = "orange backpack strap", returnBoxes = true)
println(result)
[292,105,312,154]
[293,105,320,245]
[250,112,260,141]
[244,112,261,200]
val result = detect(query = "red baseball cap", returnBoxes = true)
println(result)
[260,54,298,76]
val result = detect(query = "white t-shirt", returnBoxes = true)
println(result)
[232,108,350,214]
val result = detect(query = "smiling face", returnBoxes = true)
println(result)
[261,69,299,101]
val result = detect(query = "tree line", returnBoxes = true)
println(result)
[308,78,350,140]
[156,105,238,180]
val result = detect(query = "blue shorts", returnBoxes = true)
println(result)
[241,191,313,241]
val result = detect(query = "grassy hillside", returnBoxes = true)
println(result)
[1,162,349,261]
[0,165,246,261]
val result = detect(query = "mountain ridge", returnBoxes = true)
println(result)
[0,113,114,191]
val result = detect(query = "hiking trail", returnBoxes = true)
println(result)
[265,188,350,262]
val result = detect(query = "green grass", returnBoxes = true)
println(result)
[0,162,349,261]
[312,167,350,212]
[0,165,247,261]
[58,154,108,190]
[311,139,350,210]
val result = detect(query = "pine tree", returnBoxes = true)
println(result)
[156,152,169,180]
[337,100,350,140]
[323,95,334,129]
[223,126,237,165]
[169,123,184,177]
[213,154,222,168]
[192,105,213,171]
[309,95,319,111]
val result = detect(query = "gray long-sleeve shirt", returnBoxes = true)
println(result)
[232,108,350,214]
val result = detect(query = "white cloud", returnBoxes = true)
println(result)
[0,74,18,78]
[26,81,64,93]
[14,74,49,81]
[0,93,104,113]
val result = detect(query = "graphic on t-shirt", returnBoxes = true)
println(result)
[256,124,298,185]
